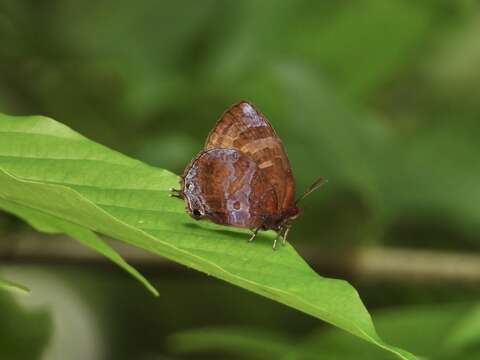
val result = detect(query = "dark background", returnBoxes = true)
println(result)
[1,1,480,359]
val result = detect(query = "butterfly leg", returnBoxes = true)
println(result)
[281,225,292,246]
[272,235,279,250]
[248,227,260,243]
[169,188,183,199]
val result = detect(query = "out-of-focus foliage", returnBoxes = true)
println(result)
[0,292,51,360]
[0,277,30,294]
[168,303,480,360]
[1,0,480,359]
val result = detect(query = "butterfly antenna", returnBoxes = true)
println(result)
[295,176,327,205]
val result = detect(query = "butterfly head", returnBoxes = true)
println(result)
[262,205,301,233]
[181,179,207,220]
[281,205,301,225]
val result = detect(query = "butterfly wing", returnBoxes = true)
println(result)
[205,101,295,212]
[182,148,278,229]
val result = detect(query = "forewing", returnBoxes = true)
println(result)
[205,101,295,211]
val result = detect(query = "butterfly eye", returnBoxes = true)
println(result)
[192,208,203,218]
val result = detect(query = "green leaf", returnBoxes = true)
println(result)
[444,304,480,354]
[0,112,416,360]
[0,291,52,360]
[296,0,433,101]
[170,304,480,360]
[168,327,296,359]
[300,303,480,360]
[0,198,159,297]
[0,278,30,295]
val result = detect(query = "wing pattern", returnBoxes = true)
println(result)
[204,101,295,211]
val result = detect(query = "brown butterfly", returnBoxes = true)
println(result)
[171,101,325,249]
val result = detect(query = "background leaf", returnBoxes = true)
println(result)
[169,303,480,360]
[0,278,30,295]
[0,292,52,360]
[0,198,158,296]
[168,327,296,359]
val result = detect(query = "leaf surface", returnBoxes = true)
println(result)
[0,113,415,359]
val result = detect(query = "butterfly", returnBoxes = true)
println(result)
[170,101,325,249]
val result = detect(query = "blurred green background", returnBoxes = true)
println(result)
[1,0,480,359]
